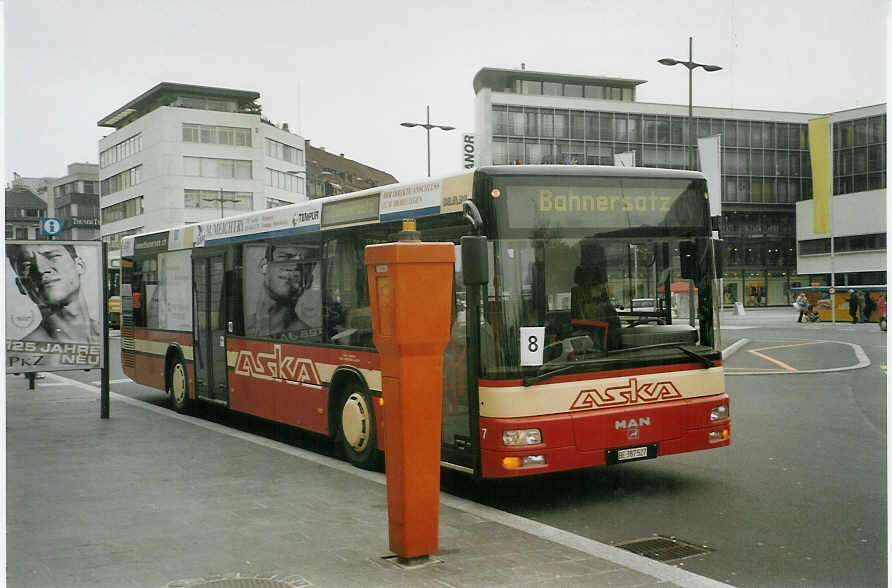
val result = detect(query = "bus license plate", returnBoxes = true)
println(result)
[606,444,657,465]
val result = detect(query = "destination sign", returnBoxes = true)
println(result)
[504,178,705,232]
[321,193,380,228]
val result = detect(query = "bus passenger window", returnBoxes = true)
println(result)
[323,235,382,348]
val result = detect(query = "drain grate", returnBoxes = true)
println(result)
[616,535,713,563]
[167,574,311,588]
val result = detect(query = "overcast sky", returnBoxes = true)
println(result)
[4,0,888,185]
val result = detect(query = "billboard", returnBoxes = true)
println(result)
[6,241,104,372]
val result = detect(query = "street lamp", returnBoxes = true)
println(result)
[658,37,722,170]
[203,188,241,218]
[400,105,455,177]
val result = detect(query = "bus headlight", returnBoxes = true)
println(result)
[710,404,729,421]
[502,429,542,446]
[502,455,546,469]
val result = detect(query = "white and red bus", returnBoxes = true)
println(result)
[120,165,729,478]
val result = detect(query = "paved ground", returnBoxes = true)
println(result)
[7,304,879,587]
[7,373,731,588]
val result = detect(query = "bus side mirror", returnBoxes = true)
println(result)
[713,239,726,276]
[460,235,489,285]
[679,241,698,279]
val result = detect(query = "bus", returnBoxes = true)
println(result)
[120,165,729,478]
[107,257,121,328]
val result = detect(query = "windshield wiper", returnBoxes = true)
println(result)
[522,343,715,387]
[523,356,625,387]
[609,342,715,368]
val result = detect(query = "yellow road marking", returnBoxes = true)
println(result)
[747,349,797,372]
[751,341,827,352]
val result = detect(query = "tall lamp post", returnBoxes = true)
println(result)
[658,37,722,171]
[400,105,455,177]
[203,188,242,218]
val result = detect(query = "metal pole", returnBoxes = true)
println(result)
[426,105,431,178]
[219,188,224,218]
[688,36,694,171]
[101,241,110,419]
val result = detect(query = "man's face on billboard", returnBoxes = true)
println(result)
[263,246,306,302]
[11,245,85,307]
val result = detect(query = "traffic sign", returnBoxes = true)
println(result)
[41,217,62,236]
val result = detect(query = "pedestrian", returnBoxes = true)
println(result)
[795,293,809,323]
[861,291,874,322]
[848,289,860,324]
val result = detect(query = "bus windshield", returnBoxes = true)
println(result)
[478,172,718,379]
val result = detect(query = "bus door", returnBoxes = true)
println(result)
[193,253,228,404]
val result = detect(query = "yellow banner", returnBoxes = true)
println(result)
[808,117,831,234]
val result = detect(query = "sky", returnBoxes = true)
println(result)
[4,0,888,185]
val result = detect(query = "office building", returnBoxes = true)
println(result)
[795,104,886,287]
[51,162,100,241]
[472,67,886,306]
[97,83,308,254]
[5,186,47,240]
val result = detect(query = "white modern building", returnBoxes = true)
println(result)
[472,66,886,304]
[795,104,887,286]
[97,83,307,254]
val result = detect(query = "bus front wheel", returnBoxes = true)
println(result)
[338,383,380,470]
[168,356,191,415]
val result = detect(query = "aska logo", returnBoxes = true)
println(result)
[570,377,682,409]
[234,344,320,385]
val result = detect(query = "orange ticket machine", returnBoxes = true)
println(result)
[364,222,455,564]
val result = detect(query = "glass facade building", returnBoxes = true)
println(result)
[474,67,886,306]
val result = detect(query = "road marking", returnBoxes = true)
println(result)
[36,372,732,588]
[90,378,133,385]
[747,349,797,371]
[728,339,870,376]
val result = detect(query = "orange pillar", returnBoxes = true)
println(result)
[365,225,454,564]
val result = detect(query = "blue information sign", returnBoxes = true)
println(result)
[41,217,62,236]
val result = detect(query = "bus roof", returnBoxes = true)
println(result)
[121,165,708,255]
[477,164,707,181]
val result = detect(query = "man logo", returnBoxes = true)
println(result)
[570,378,682,409]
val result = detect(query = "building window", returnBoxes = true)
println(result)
[103,227,143,251]
[101,165,142,196]
[834,233,886,252]
[799,238,831,255]
[833,114,886,196]
[265,138,304,165]
[183,157,253,179]
[100,134,143,168]
[265,168,305,194]
[266,197,292,208]
[102,196,144,223]
[182,123,252,147]
[184,189,253,211]
[176,96,237,112]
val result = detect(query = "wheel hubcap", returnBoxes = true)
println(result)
[341,392,370,451]
[171,364,186,405]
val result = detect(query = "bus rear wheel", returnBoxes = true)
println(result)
[168,357,191,415]
[338,383,380,470]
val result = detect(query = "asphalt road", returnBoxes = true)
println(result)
[65,316,886,588]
